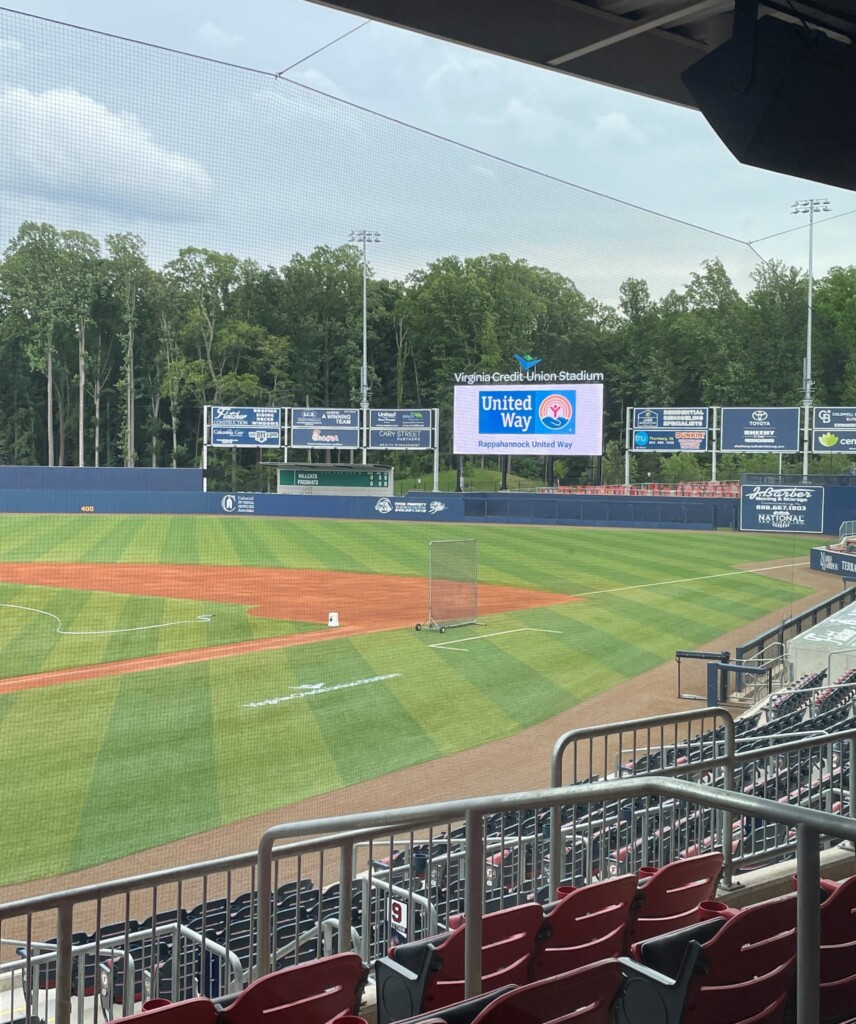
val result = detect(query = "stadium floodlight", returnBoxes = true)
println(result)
[791,199,830,478]
[349,229,381,464]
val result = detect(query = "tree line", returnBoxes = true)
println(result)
[1,220,855,486]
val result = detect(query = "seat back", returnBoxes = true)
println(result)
[819,873,856,1019]
[531,877,638,980]
[472,960,623,1024]
[630,853,723,942]
[219,954,365,1024]
[111,997,218,1024]
[683,893,796,1024]
[425,904,543,1012]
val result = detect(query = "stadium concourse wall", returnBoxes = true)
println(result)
[0,467,736,527]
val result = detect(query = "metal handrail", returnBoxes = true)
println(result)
[551,708,736,884]
[256,776,856,1024]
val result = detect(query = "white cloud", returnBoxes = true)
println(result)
[0,37,22,52]
[193,21,245,54]
[0,87,213,220]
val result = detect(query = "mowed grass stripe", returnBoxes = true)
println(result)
[212,647,342,817]
[0,587,69,674]
[66,663,220,872]
[0,515,95,563]
[0,678,120,881]
[79,516,146,564]
[306,643,441,782]
[41,591,113,671]
[372,658,520,754]
[218,517,287,572]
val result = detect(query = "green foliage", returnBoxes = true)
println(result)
[0,220,854,471]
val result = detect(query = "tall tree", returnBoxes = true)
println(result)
[106,233,148,466]
[60,230,101,465]
[0,223,67,465]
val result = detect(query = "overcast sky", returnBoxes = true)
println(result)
[2,0,854,293]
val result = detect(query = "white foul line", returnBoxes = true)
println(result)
[571,561,810,598]
[0,602,212,636]
[430,627,562,652]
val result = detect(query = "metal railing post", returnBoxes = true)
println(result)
[464,809,484,999]
[55,903,74,1024]
[796,825,821,1024]
[338,842,353,953]
[256,837,274,979]
[850,738,856,824]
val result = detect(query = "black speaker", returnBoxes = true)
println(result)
[682,15,856,190]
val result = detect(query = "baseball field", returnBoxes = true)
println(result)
[0,514,821,886]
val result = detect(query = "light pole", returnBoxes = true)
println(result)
[349,229,380,464]
[791,198,830,478]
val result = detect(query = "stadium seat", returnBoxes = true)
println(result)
[383,959,623,1024]
[816,873,856,1020]
[374,903,543,1023]
[216,953,366,1024]
[110,997,218,1024]
[530,876,638,980]
[616,892,797,1024]
[628,853,723,942]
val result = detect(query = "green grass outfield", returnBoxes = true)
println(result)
[0,515,822,885]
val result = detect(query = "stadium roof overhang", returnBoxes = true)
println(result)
[306,0,856,191]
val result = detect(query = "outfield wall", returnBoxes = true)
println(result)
[0,481,725,528]
[0,466,203,490]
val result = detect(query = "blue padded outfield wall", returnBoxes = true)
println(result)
[6,467,856,531]
[0,468,734,528]
[0,467,203,491]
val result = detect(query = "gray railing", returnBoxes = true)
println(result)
[550,709,856,888]
[735,587,856,664]
[5,705,856,1024]
[255,776,856,1024]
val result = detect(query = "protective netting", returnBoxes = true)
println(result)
[428,539,478,628]
[0,7,762,302]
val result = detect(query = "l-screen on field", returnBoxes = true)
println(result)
[0,514,817,887]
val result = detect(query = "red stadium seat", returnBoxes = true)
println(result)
[617,892,796,1024]
[628,853,723,942]
[375,903,543,1023]
[110,998,218,1024]
[818,873,856,1020]
[530,876,638,980]
[217,954,366,1024]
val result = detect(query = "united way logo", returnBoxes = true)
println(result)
[221,494,237,512]
[538,394,573,431]
[375,498,393,515]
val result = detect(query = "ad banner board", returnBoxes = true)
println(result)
[633,407,709,429]
[209,406,282,448]
[632,407,709,452]
[721,407,800,452]
[740,484,824,533]
[453,384,603,456]
[810,546,856,579]
[369,409,433,450]
[812,407,856,453]
[290,408,360,449]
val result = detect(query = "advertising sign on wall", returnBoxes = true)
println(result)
[721,407,801,453]
[453,384,603,455]
[290,408,360,448]
[740,484,824,533]
[368,409,433,450]
[209,407,282,448]
[812,407,856,453]
[631,407,709,452]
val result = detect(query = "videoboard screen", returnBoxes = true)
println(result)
[453,384,603,456]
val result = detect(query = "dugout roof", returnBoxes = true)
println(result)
[307,0,856,191]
